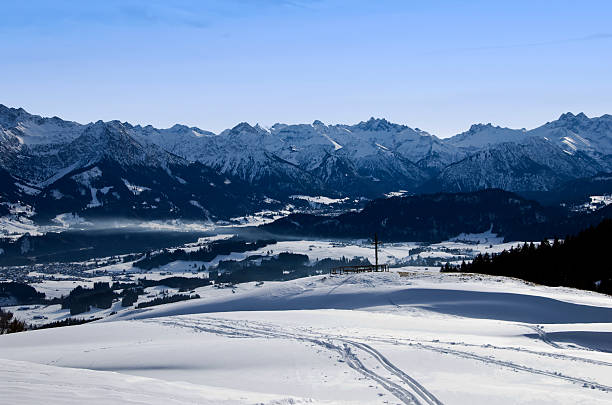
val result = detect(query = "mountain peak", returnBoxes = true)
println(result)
[356,117,400,132]
[0,104,29,125]
[558,112,588,122]
[230,122,258,134]
[170,123,188,131]
[467,123,495,132]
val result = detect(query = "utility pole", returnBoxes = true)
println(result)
[373,233,380,271]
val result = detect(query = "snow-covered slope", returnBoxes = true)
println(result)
[0,106,271,220]
[0,358,314,405]
[447,113,612,167]
[448,123,529,151]
[2,271,612,404]
[0,107,184,187]
[429,138,604,192]
[530,112,612,159]
[133,118,457,197]
[0,104,83,146]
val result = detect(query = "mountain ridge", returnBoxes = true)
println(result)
[1,103,611,222]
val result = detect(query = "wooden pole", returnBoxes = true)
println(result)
[374,233,379,271]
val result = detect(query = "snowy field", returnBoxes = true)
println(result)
[2,270,612,404]
[2,234,536,326]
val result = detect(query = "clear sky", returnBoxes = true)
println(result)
[2,0,611,137]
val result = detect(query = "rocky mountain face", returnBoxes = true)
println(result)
[130,113,612,197]
[0,106,266,221]
[1,104,611,222]
[130,118,459,197]
[425,138,604,193]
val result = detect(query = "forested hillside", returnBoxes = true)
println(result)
[445,219,612,294]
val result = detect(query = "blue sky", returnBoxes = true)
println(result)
[1,0,611,137]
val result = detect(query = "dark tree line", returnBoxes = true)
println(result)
[61,277,213,314]
[34,317,100,330]
[136,294,200,309]
[133,238,276,270]
[443,219,612,295]
[215,253,370,284]
[0,282,46,304]
[0,308,100,335]
[61,282,115,315]
[0,308,27,334]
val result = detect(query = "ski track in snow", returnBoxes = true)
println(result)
[522,324,562,349]
[147,315,612,403]
[346,333,612,392]
[150,316,444,405]
[366,335,612,368]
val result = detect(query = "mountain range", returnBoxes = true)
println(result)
[1,104,611,222]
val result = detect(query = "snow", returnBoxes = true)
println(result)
[7,115,83,146]
[50,189,63,199]
[375,142,389,151]
[87,187,102,208]
[122,178,151,195]
[448,225,504,245]
[575,195,612,212]
[71,167,102,186]
[448,124,528,150]
[290,195,350,205]
[4,105,612,203]
[384,190,409,198]
[14,182,40,196]
[189,200,205,210]
[0,358,312,405]
[228,207,295,227]
[0,202,42,238]
[52,213,90,228]
[322,133,343,150]
[37,161,87,188]
[2,271,612,404]
[0,216,42,239]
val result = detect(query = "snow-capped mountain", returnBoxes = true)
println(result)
[427,138,604,193]
[1,104,612,223]
[447,123,529,151]
[0,105,266,221]
[132,117,460,197]
[0,106,185,187]
[530,112,612,160]
[448,112,612,166]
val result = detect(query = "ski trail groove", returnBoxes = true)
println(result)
[150,315,612,395]
[364,335,612,368]
[523,325,561,349]
[407,341,612,392]
[151,317,441,405]
[340,339,444,405]
[326,274,355,295]
[355,334,612,391]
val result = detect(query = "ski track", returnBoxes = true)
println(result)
[359,336,612,392]
[150,317,442,405]
[366,335,612,368]
[147,315,612,399]
[522,324,562,349]
[405,341,612,392]
[326,274,356,296]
